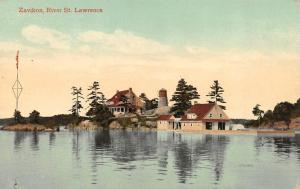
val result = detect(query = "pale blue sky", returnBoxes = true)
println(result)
[1,0,300,52]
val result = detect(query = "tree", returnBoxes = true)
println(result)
[139,93,158,110]
[119,94,130,112]
[29,110,40,124]
[86,81,106,117]
[70,87,84,117]
[252,104,264,127]
[170,78,200,117]
[14,110,24,124]
[92,104,114,127]
[206,80,226,109]
[291,98,300,118]
[263,110,274,127]
[273,102,294,129]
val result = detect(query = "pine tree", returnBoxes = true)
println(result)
[206,80,226,110]
[170,78,200,117]
[70,87,84,117]
[29,110,40,124]
[86,81,106,117]
[252,104,264,127]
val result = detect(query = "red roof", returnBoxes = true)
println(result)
[107,90,129,106]
[158,115,174,121]
[181,103,215,121]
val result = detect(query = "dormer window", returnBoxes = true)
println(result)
[187,113,197,119]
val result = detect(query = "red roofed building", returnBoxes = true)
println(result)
[180,103,230,131]
[106,88,144,116]
[157,115,175,130]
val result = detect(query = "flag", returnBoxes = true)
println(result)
[16,50,19,69]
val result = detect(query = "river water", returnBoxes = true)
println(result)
[0,129,299,189]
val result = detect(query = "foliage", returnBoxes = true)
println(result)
[262,110,274,127]
[139,93,158,110]
[291,98,300,118]
[252,98,300,129]
[29,110,40,124]
[70,87,84,117]
[13,110,24,124]
[206,80,226,109]
[92,104,114,127]
[252,104,264,127]
[86,81,106,117]
[273,102,294,128]
[170,78,200,117]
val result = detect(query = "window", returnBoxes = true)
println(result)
[191,123,192,126]
[220,114,223,117]
[209,114,212,118]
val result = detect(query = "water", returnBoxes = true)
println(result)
[0,129,299,189]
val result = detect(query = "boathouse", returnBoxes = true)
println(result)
[180,103,230,131]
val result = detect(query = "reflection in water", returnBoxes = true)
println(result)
[31,132,39,151]
[49,132,56,147]
[7,130,300,189]
[173,134,229,184]
[255,136,300,161]
[14,132,26,150]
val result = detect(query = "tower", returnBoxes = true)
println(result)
[158,88,168,108]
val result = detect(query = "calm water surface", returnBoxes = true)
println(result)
[0,129,299,189]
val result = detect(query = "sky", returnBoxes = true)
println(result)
[0,0,300,118]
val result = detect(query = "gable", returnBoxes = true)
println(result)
[203,105,229,120]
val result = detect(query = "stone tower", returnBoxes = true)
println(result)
[158,88,168,108]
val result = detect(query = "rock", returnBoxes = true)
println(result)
[146,121,156,127]
[1,124,49,131]
[109,121,122,129]
[131,117,139,123]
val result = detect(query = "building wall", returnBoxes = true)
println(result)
[181,121,204,131]
[157,120,171,130]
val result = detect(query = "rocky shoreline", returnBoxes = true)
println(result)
[1,124,55,132]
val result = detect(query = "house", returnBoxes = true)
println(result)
[157,115,182,130]
[106,88,145,116]
[180,103,230,131]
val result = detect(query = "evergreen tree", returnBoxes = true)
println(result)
[70,87,84,117]
[29,110,40,124]
[206,80,226,109]
[14,110,24,124]
[93,103,114,127]
[86,81,106,117]
[252,104,264,127]
[170,78,200,117]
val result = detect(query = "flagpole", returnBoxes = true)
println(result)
[12,50,22,112]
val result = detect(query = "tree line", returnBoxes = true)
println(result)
[170,79,226,117]
[252,98,300,128]
[11,78,227,127]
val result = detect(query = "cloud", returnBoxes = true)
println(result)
[22,25,71,50]
[78,30,171,54]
